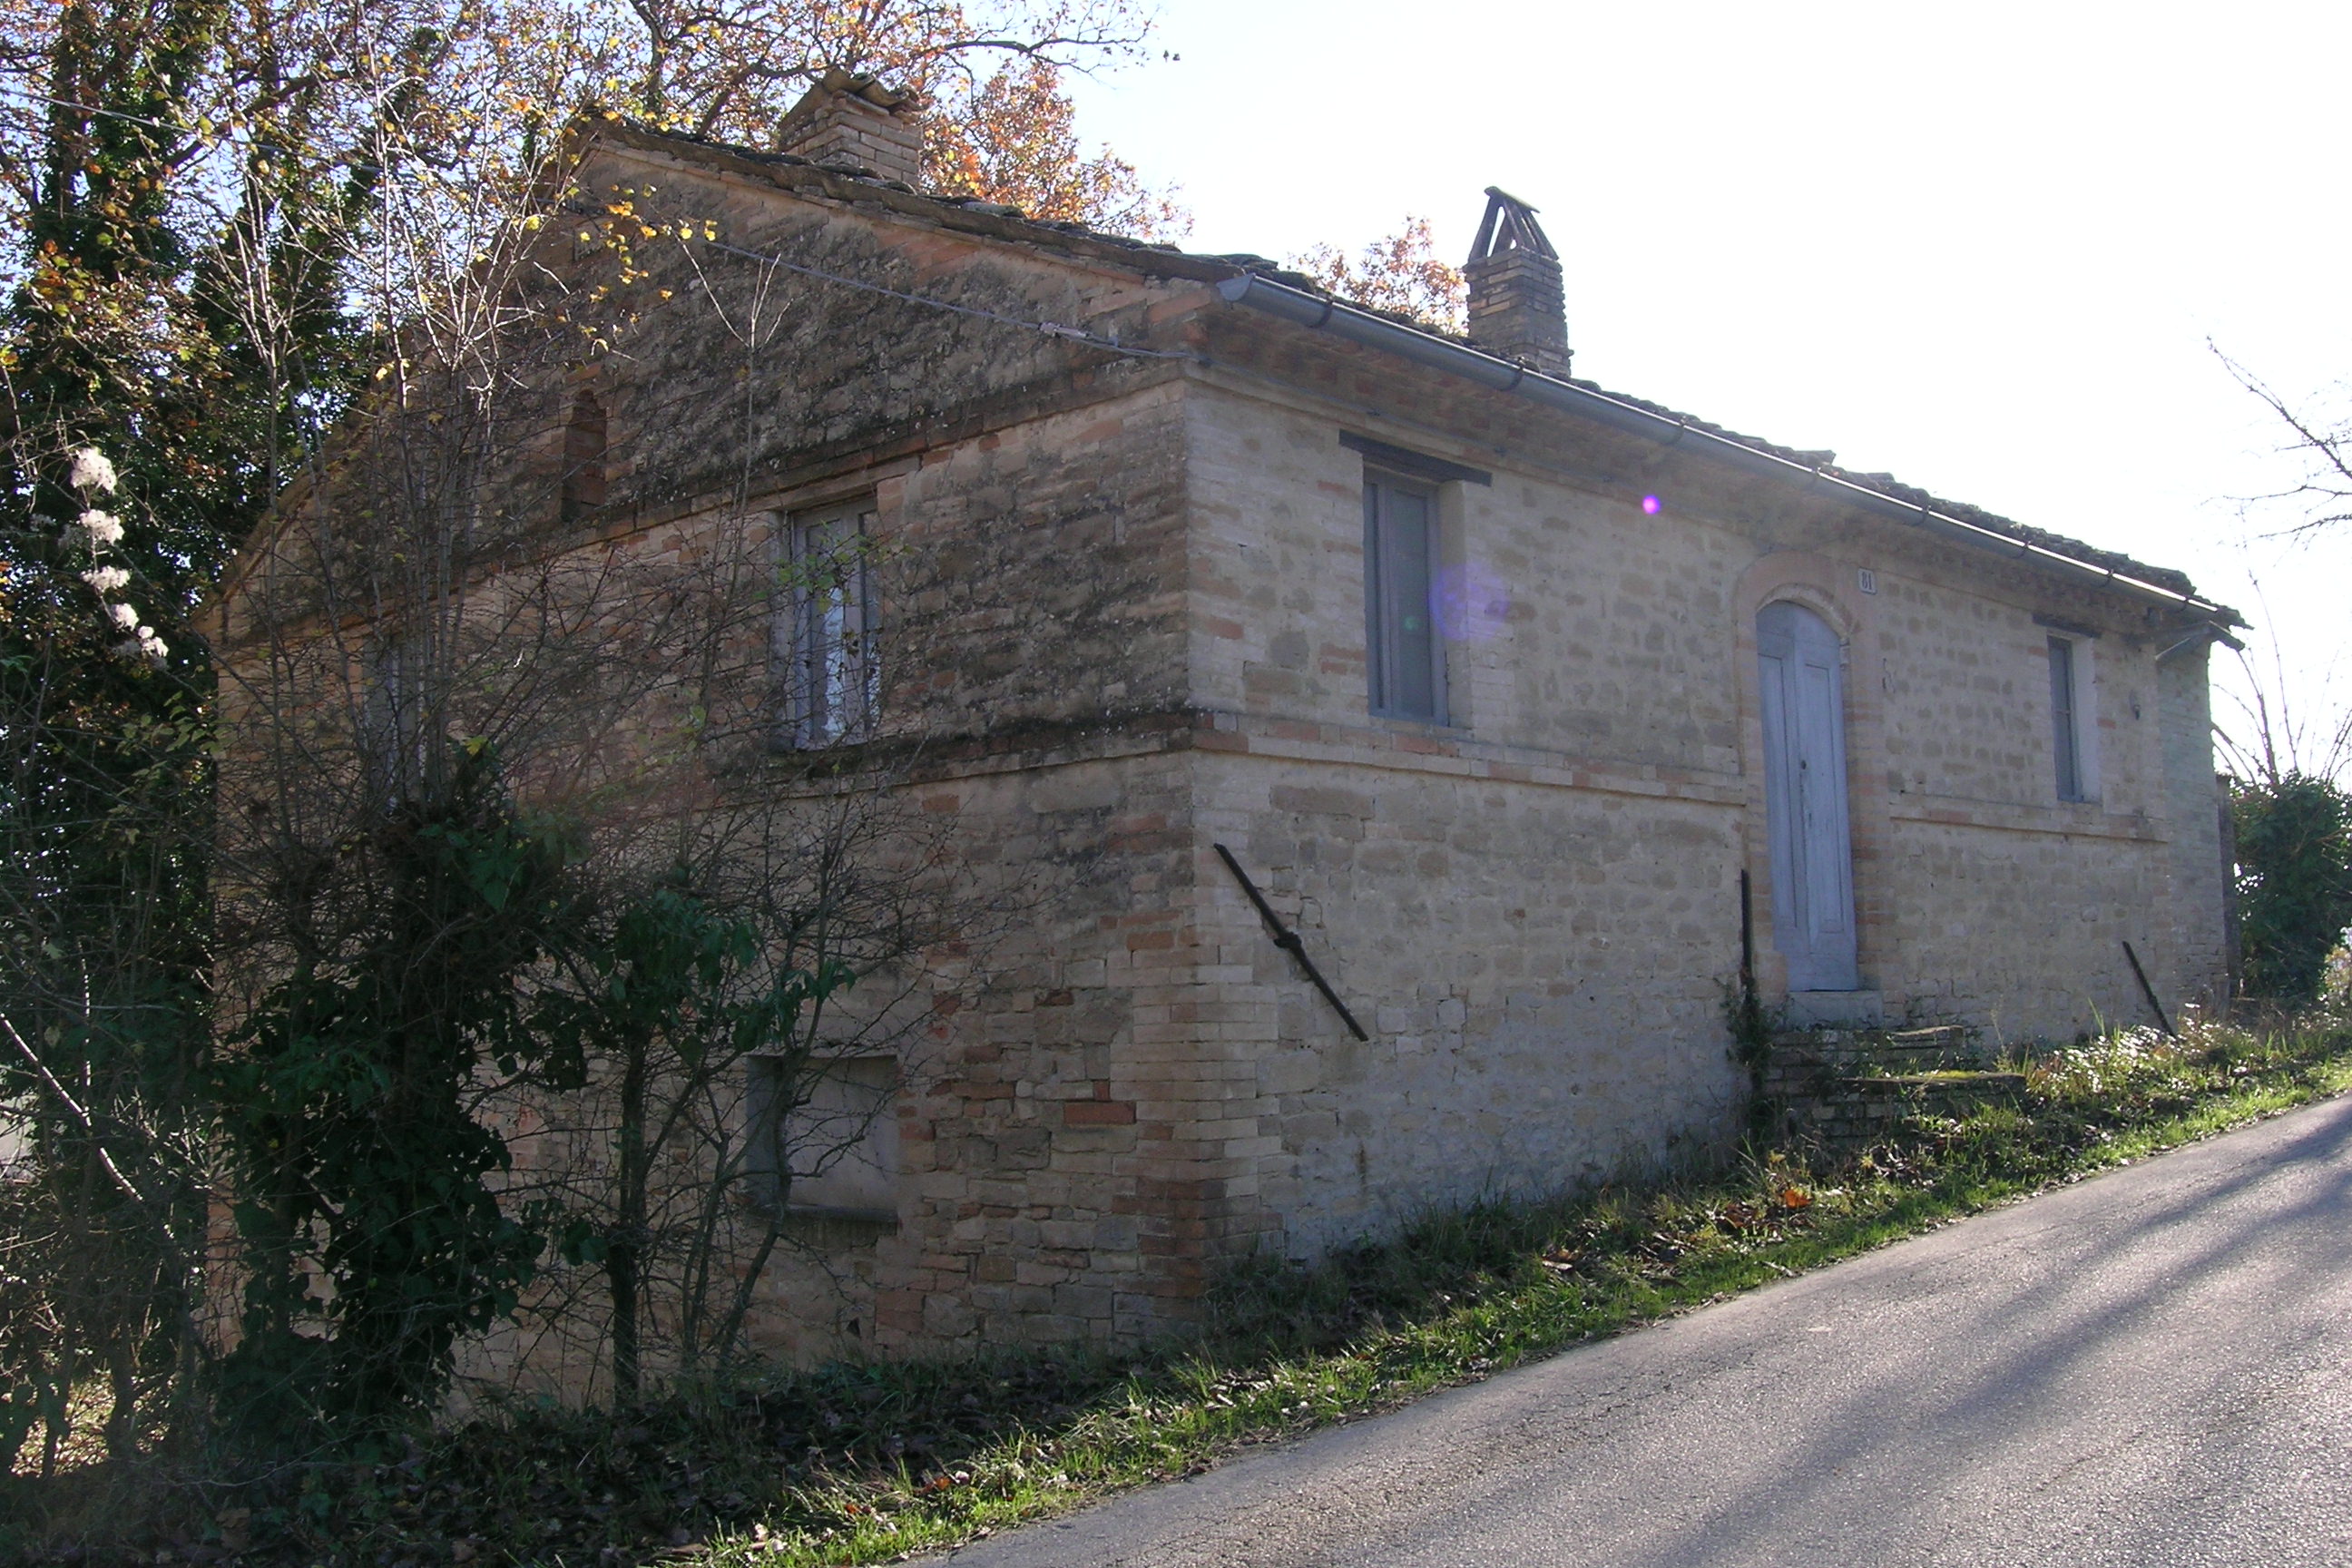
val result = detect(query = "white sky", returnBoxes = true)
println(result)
[1065,0,2352,776]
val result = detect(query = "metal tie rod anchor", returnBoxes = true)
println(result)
[1213,843,1369,1042]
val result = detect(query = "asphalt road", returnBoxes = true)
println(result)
[939,1095,2352,1568]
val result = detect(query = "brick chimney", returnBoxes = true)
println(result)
[1464,187,1569,377]
[774,70,926,187]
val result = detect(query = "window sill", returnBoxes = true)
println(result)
[766,731,876,756]
[1367,710,1472,740]
[779,1206,900,1249]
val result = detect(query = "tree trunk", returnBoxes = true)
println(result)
[609,1035,649,1404]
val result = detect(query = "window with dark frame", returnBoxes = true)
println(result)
[1363,472,1446,723]
[2048,634,2084,801]
[777,500,878,749]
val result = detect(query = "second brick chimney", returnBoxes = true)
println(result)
[1464,188,1569,377]
[774,70,926,188]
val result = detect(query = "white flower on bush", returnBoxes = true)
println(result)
[116,624,167,664]
[68,447,118,495]
[56,448,161,662]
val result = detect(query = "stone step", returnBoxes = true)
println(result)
[1768,1024,1973,1054]
[1774,1071,2028,1146]
[1835,1071,2026,1095]
[1759,1017,1993,1114]
[1785,989,1886,1028]
[1769,1072,2032,1147]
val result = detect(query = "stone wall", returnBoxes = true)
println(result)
[2158,643,2230,1007]
[1183,368,1749,775]
[877,383,1192,740]
[1170,364,2229,1258]
[573,132,1201,531]
[630,383,1204,1360]
[1878,816,2174,1041]
[1195,750,1746,1258]
[839,751,1205,1356]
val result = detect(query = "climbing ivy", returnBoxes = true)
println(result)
[212,742,578,1450]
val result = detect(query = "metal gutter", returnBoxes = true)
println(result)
[1213,273,2235,623]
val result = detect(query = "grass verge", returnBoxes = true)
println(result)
[14,1012,2352,1566]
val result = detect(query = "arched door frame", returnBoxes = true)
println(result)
[1730,554,1897,1006]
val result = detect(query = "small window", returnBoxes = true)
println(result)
[1364,473,1446,722]
[777,501,877,747]
[559,388,608,524]
[2049,634,2088,801]
[747,1055,898,1219]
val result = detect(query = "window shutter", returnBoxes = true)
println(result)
[2049,636,2081,801]
[1363,475,1446,723]
[777,502,878,748]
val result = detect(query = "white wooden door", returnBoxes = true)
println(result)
[1757,602,1859,991]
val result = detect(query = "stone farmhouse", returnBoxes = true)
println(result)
[219,73,2241,1364]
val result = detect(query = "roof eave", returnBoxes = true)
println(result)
[1214,273,2241,628]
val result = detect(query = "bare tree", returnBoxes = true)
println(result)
[2216,347,2352,542]
[2213,621,2352,790]
[2208,346,2352,787]
[490,780,985,1404]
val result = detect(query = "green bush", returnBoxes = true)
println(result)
[2233,772,2352,1004]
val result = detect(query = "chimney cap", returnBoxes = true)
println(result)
[773,67,928,149]
[1467,187,1558,265]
